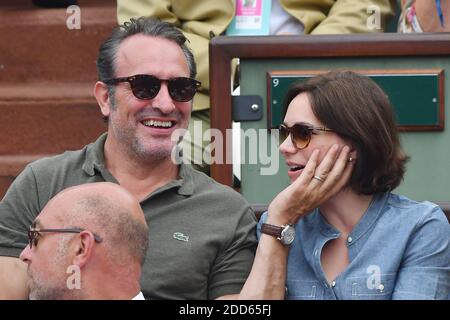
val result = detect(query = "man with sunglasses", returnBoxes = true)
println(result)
[20,182,148,300]
[0,17,258,300]
[117,0,397,175]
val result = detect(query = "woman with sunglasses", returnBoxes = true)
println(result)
[256,71,450,300]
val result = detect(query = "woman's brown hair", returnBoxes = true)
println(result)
[284,71,409,195]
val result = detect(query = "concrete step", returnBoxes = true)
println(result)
[0,1,116,84]
[0,94,107,199]
[0,83,106,159]
[0,0,115,198]
[0,95,107,198]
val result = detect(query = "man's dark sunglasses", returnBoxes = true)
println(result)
[28,227,103,249]
[104,74,201,102]
[278,122,334,150]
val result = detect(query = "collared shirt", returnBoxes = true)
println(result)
[0,133,257,299]
[258,193,450,300]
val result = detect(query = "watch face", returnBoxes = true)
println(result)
[281,225,295,245]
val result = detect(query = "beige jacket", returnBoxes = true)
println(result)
[118,0,396,111]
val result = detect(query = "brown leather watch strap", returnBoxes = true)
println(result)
[261,223,283,238]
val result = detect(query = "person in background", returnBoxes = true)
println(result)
[398,0,450,33]
[256,71,450,299]
[20,182,148,300]
[117,0,397,173]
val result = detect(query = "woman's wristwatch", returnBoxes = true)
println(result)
[260,223,295,245]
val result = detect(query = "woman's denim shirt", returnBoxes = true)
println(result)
[257,193,450,300]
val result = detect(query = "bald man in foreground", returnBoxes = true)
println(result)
[19,182,149,300]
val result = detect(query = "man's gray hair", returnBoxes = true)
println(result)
[96,17,196,83]
[96,17,197,111]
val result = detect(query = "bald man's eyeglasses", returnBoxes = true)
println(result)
[104,74,201,102]
[28,226,103,249]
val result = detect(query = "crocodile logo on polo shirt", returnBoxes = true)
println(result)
[173,232,189,242]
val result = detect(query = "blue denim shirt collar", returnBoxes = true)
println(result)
[294,192,391,290]
[317,193,388,243]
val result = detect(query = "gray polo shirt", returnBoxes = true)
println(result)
[0,133,257,299]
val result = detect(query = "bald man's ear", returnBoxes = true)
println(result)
[94,81,112,118]
[72,231,96,268]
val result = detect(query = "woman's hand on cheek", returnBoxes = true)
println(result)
[267,144,354,225]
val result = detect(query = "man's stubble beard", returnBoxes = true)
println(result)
[109,106,184,164]
[110,118,174,163]
[108,94,191,164]
[28,238,78,300]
